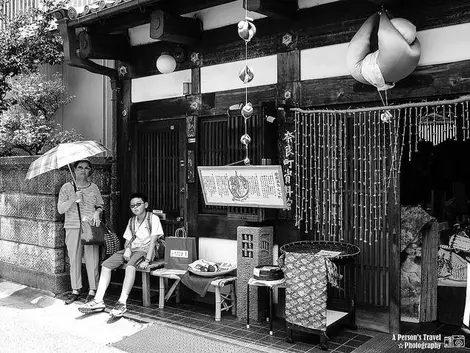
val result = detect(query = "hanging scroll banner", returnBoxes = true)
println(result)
[198,165,288,208]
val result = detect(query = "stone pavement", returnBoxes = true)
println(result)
[0,280,282,353]
[0,280,145,353]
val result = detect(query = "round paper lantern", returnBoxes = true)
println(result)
[156,53,177,74]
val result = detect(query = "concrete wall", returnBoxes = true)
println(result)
[41,62,114,155]
[0,156,112,294]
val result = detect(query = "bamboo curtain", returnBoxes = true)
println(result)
[293,95,470,243]
[293,95,470,305]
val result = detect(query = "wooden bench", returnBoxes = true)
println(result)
[120,259,165,307]
[151,237,237,321]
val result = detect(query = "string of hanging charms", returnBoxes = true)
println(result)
[292,95,470,245]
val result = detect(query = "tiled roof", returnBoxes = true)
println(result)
[67,0,129,20]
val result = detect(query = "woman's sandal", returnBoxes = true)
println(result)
[65,292,80,305]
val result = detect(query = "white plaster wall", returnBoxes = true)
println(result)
[201,55,277,94]
[131,70,192,103]
[199,237,238,265]
[301,22,470,81]
[42,61,113,154]
[182,0,266,31]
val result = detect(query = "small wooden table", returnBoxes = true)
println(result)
[150,268,186,308]
[246,277,286,335]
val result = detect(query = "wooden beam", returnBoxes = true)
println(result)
[243,0,298,20]
[78,31,130,60]
[200,85,278,116]
[133,97,190,121]
[51,10,117,79]
[150,10,202,44]
[277,50,300,83]
[301,60,470,107]
[159,0,235,15]
[87,11,151,35]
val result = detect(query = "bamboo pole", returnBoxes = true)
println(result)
[293,95,470,114]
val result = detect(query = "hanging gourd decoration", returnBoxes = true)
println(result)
[237,18,257,42]
[240,134,252,146]
[238,65,255,84]
[346,11,421,92]
[241,102,253,119]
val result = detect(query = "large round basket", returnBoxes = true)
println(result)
[280,240,360,260]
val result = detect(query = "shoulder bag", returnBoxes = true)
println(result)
[73,182,106,246]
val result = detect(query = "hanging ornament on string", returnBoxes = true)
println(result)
[237,17,257,42]
[240,133,252,146]
[241,102,253,119]
[346,10,421,123]
[238,66,255,84]
[234,12,257,166]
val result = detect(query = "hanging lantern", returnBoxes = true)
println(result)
[156,52,177,74]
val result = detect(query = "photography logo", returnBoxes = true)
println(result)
[444,335,465,348]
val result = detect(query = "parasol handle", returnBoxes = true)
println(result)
[67,164,80,202]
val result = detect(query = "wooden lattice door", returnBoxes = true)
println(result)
[131,119,186,236]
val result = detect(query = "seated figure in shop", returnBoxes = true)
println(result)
[78,192,164,317]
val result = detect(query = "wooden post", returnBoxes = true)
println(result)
[110,78,121,233]
[186,67,201,238]
[117,72,132,234]
[389,182,401,333]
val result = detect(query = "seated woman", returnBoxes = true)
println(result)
[78,192,164,317]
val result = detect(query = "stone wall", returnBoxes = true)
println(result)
[0,156,112,294]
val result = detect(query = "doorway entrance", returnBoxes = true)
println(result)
[131,118,186,236]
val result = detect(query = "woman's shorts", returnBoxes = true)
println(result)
[102,249,147,269]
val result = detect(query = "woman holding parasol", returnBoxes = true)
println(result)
[26,140,109,304]
[58,159,104,304]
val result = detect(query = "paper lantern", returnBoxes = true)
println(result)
[156,52,177,74]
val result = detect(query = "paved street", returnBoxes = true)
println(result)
[0,280,146,353]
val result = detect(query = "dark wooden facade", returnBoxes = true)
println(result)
[52,0,470,334]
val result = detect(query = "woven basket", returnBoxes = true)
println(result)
[280,240,360,259]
